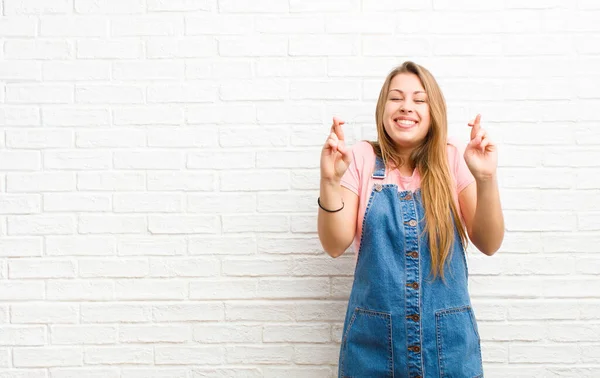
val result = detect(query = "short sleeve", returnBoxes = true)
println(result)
[340,144,361,195]
[449,139,475,193]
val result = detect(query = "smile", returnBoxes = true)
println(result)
[394,118,418,129]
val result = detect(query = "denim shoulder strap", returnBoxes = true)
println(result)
[372,155,386,179]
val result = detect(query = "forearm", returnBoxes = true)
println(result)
[471,176,504,255]
[317,180,355,258]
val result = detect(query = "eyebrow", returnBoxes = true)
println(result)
[389,89,427,94]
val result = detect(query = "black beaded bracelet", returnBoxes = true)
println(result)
[318,197,344,213]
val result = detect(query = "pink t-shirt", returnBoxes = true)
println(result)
[340,139,475,254]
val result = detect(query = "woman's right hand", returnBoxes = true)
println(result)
[320,117,352,183]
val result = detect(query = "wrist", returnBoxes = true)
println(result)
[474,173,497,187]
[320,177,342,187]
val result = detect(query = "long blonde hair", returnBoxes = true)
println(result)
[370,61,467,280]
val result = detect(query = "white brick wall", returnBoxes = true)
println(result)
[0,0,598,376]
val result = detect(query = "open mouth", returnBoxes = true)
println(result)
[394,118,418,129]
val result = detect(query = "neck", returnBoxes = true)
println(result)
[392,147,415,176]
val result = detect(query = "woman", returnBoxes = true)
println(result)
[317,61,504,377]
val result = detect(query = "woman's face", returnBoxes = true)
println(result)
[382,73,431,150]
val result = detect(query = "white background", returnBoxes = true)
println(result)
[0,0,599,377]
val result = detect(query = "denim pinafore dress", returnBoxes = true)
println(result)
[338,156,483,378]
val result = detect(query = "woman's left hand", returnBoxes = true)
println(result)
[464,114,498,181]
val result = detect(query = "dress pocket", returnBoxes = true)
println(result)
[340,308,393,378]
[436,306,483,378]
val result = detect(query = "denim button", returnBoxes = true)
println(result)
[407,314,420,321]
[407,251,418,258]
[374,184,383,192]
[409,345,421,353]
[402,193,412,200]
[407,282,419,289]
[408,220,417,227]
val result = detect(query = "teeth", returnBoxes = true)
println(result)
[396,119,417,126]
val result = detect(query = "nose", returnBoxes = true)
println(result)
[400,104,413,113]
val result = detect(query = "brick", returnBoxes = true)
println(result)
[79,259,148,278]
[4,0,71,15]
[193,324,261,343]
[81,304,151,323]
[149,258,220,278]
[290,35,358,56]
[256,58,326,77]
[147,38,216,58]
[7,129,72,149]
[77,40,143,59]
[186,15,254,35]
[40,16,107,37]
[75,0,145,14]
[78,215,147,234]
[113,151,184,169]
[147,82,217,103]
[84,346,153,365]
[148,0,213,11]
[119,325,190,343]
[148,215,219,234]
[0,17,37,37]
[118,236,186,256]
[47,280,114,301]
[0,106,40,125]
[189,236,256,255]
[0,282,44,301]
[8,215,75,235]
[0,238,42,258]
[77,172,145,191]
[190,279,258,300]
[226,345,293,364]
[155,346,224,365]
[510,344,579,363]
[9,259,75,279]
[112,62,184,81]
[225,301,295,322]
[219,36,287,57]
[43,107,109,127]
[11,304,78,324]
[220,79,287,101]
[0,194,41,215]
[113,107,184,125]
[13,347,83,367]
[0,151,40,171]
[152,303,224,322]
[263,324,330,343]
[147,172,216,191]
[5,40,72,60]
[51,326,117,345]
[43,151,111,170]
[111,15,183,37]
[0,326,46,346]
[113,193,184,213]
[46,236,115,257]
[76,129,145,148]
[223,215,289,233]
[75,85,144,104]
[50,369,119,378]
[147,127,218,147]
[256,15,324,33]
[293,345,339,364]
[222,258,292,277]
[122,369,187,378]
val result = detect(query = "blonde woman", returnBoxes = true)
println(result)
[318,61,504,377]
